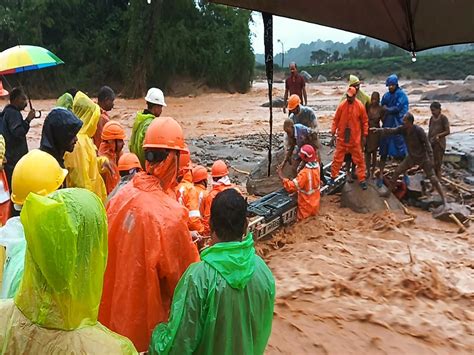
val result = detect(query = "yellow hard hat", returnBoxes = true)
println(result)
[349,74,360,86]
[11,149,68,206]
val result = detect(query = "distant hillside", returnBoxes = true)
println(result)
[255,37,474,66]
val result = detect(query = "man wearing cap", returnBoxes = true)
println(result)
[129,87,166,167]
[329,87,369,190]
[283,62,307,114]
[286,94,318,130]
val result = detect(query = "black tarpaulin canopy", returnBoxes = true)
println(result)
[207,0,474,52]
[206,0,474,176]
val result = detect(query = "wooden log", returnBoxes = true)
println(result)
[449,213,467,233]
[442,177,473,193]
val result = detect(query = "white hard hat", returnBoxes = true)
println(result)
[145,87,167,106]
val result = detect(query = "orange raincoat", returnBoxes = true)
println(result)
[331,98,369,182]
[194,184,209,220]
[99,172,200,352]
[176,171,204,233]
[283,161,321,220]
[0,171,10,225]
[202,179,238,236]
[99,141,121,195]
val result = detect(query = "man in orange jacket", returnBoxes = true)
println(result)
[329,87,369,190]
[202,160,238,235]
[98,121,126,195]
[176,148,204,234]
[99,117,200,352]
[192,165,209,219]
[278,144,320,220]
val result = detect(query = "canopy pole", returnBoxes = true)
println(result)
[262,12,273,177]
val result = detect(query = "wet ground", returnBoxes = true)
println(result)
[10,80,474,354]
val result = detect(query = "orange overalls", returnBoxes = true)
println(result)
[98,141,121,195]
[176,171,205,233]
[283,162,321,220]
[331,98,369,182]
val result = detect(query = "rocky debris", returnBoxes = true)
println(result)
[261,97,285,108]
[300,70,312,82]
[438,81,454,86]
[420,83,474,102]
[464,75,474,84]
[409,89,424,95]
[246,133,334,196]
[316,74,328,83]
[464,176,474,185]
[341,180,403,213]
[187,133,284,187]
[445,132,474,172]
[401,79,429,89]
[432,202,470,223]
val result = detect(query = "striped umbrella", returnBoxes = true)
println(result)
[0,45,64,75]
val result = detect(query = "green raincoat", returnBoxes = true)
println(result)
[149,234,275,355]
[0,188,137,354]
[129,111,156,168]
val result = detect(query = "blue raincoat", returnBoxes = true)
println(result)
[380,74,408,158]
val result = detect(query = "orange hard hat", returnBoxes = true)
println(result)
[287,94,301,111]
[142,117,186,151]
[0,80,9,97]
[101,121,126,141]
[179,146,192,172]
[299,144,317,162]
[346,86,357,98]
[192,165,208,183]
[211,160,228,178]
[118,152,141,171]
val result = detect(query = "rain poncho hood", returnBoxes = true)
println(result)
[73,91,101,138]
[15,188,107,330]
[64,92,107,201]
[386,74,399,86]
[149,234,275,354]
[380,76,408,158]
[0,188,137,354]
[349,74,360,86]
[129,111,155,167]
[56,93,73,111]
[201,234,255,289]
[40,108,83,167]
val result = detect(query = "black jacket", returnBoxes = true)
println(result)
[1,104,30,168]
[40,108,83,167]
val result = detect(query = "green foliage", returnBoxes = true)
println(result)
[0,0,254,97]
[302,52,474,81]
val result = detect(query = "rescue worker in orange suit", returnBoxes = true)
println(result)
[329,86,369,190]
[176,148,204,235]
[106,152,142,203]
[278,144,320,220]
[192,165,209,220]
[98,121,126,195]
[99,117,200,352]
[202,160,238,235]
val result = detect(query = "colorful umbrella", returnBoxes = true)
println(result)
[0,45,64,75]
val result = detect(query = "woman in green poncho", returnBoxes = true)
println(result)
[0,188,137,354]
[150,189,276,355]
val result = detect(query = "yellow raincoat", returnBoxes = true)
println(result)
[0,188,137,354]
[64,92,107,202]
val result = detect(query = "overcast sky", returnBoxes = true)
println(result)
[250,13,358,54]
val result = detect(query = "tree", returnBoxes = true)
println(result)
[310,49,330,65]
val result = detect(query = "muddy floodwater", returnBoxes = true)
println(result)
[13,80,474,354]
